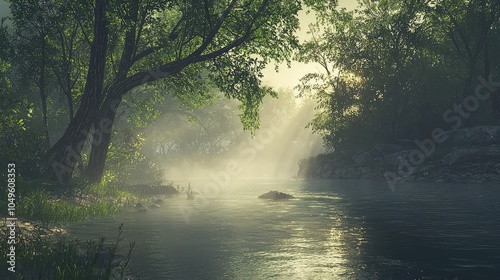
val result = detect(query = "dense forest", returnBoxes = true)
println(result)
[0,0,499,184]
[296,0,500,184]
[0,0,309,184]
[297,0,500,150]
[1,0,500,279]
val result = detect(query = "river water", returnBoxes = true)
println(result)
[66,179,500,279]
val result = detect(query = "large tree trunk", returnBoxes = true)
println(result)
[85,0,142,183]
[84,75,146,183]
[86,129,112,183]
[86,96,122,183]
[48,0,254,183]
[48,0,108,182]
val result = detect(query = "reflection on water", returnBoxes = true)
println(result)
[66,179,500,280]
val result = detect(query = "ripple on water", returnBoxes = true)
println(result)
[65,180,500,279]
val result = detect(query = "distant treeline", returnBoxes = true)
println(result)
[297,0,500,153]
[1,0,499,184]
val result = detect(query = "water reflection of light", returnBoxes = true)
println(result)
[247,194,364,279]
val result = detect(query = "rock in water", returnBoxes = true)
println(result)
[135,203,147,212]
[153,198,163,204]
[258,191,294,200]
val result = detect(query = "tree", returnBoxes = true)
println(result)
[8,0,90,150]
[298,0,437,150]
[42,0,303,183]
[299,0,500,152]
[0,21,47,177]
[428,0,500,118]
[9,0,55,147]
[144,95,244,163]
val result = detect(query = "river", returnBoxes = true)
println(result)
[66,179,500,279]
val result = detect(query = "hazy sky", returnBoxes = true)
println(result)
[261,0,358,92]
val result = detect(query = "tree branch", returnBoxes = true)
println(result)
[192,0,238,57]
[111,0,269,101]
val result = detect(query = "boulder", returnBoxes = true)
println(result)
[135,203,147,212]
[442,146,500,165]
[352,144,405,167]
[352,150,375,167]
[447,126,500,146]
[338,167,361,179]
[382,150,416,172]
[258,191,294,200]
[153,198,164,204]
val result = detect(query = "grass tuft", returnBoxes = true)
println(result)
[0,223,134,279]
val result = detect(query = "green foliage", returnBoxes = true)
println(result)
[0,115,49,178]
[0,223,134,279]
[2,0,91,178]
[5,0,308,183]
[113,0,304,133]
[298,0,500,151]
[0,22,48,177]
[0,178,120,225]
[15,189,119,225]
[145,94,245,162]
[27,191,117,224]
[105,128,163,185]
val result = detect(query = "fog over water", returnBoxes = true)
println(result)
[145,92,325,181]
[3,0,500,279]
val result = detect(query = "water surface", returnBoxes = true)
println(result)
[67,179,500,279]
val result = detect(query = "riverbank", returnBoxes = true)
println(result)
[297,126,500,184]
[0,180,185,233]
[0,180,188,279]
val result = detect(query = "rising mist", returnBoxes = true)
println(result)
[141,89,324,181]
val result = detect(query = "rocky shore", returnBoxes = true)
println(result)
[297,126,500,184]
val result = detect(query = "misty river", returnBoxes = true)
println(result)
[66,179,500,280]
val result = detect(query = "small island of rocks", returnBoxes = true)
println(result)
[258,191,294,200]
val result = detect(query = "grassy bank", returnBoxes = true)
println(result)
[0,176,191,279]
[0,222,133,279]
[0,178,139,279]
